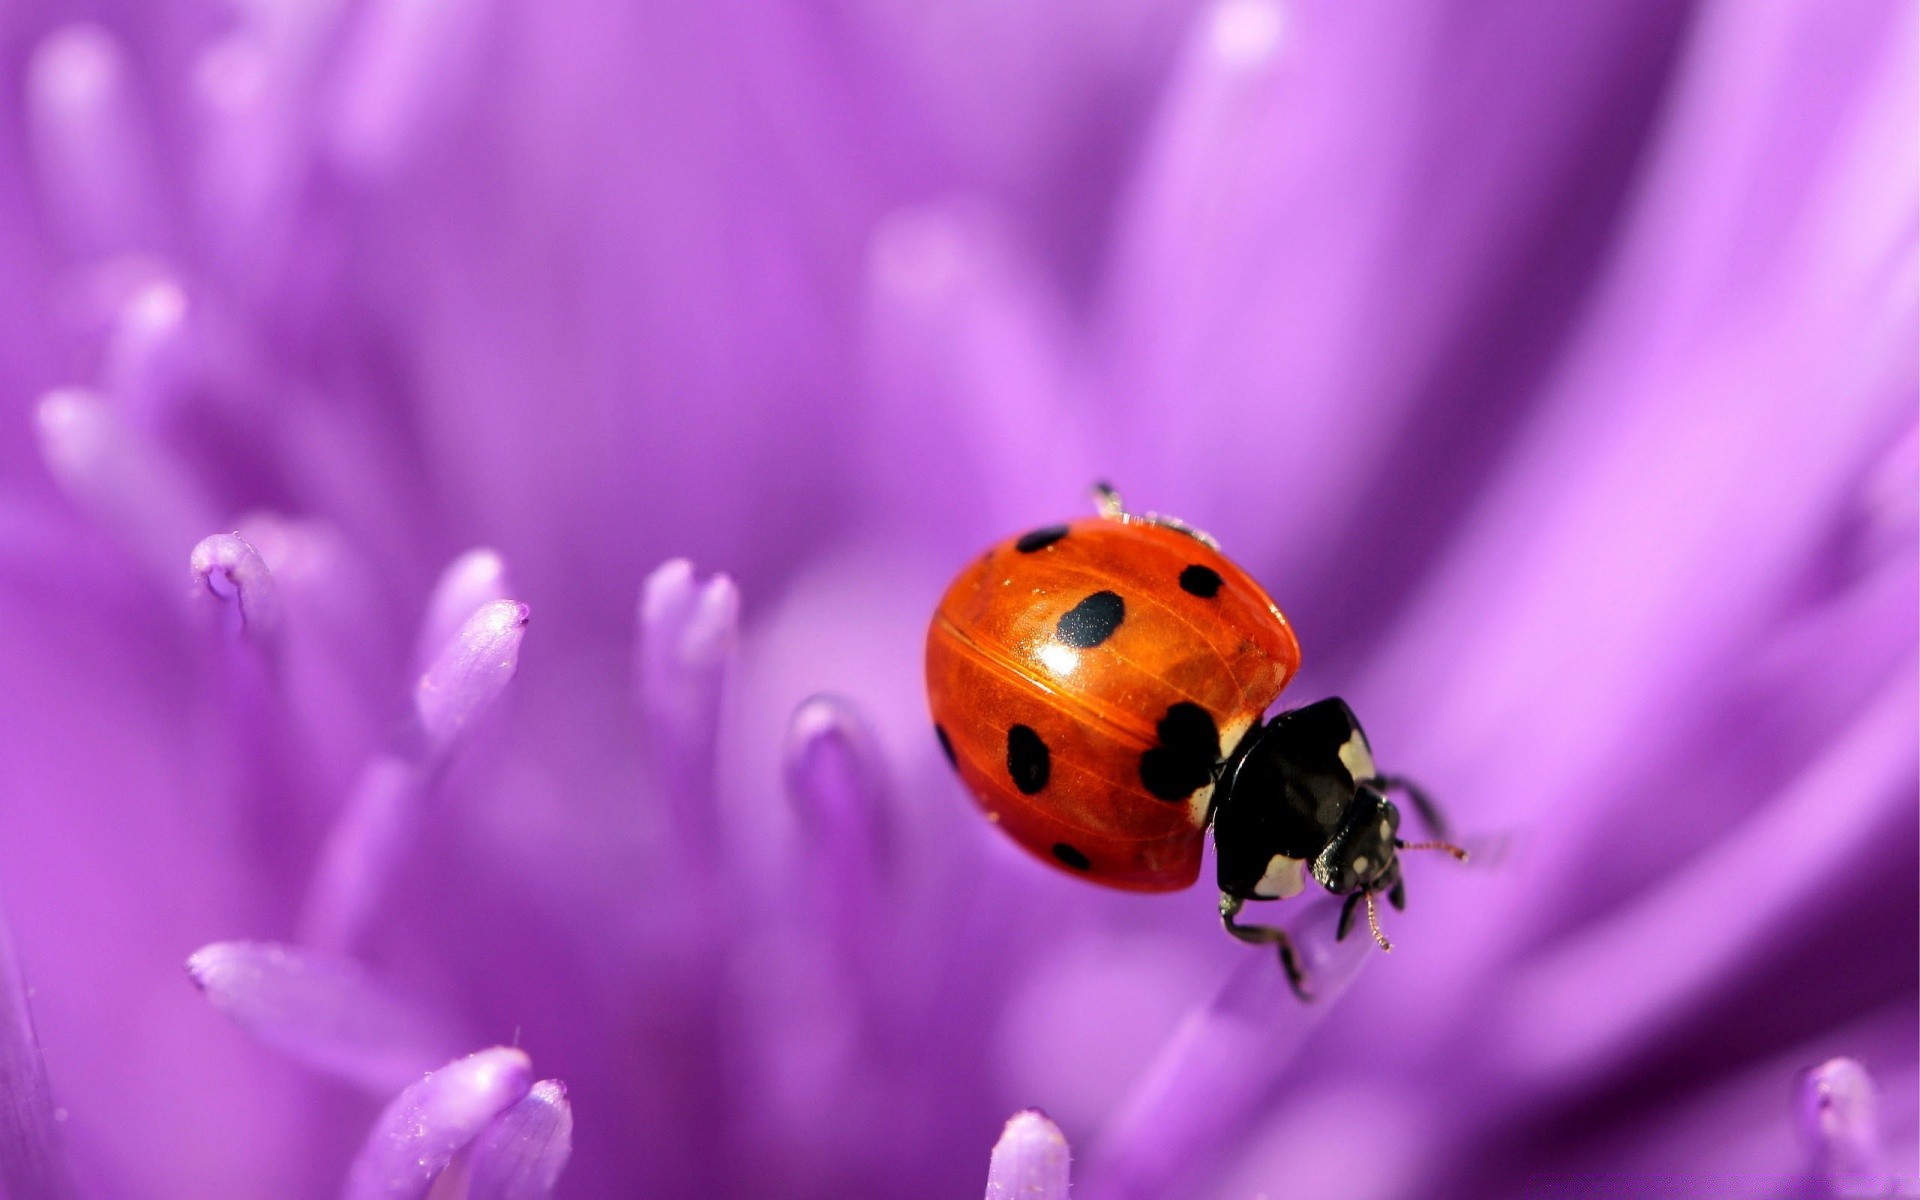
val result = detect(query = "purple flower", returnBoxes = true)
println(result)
[0,0,1912,1197]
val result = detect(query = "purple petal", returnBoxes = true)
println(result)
[414,549,512,675]
[102,278,194,427]
[25,23,162,256]
[324,0,492,183]
[0,915,78,1200]
[343,1047,533,1200]
[1495,674,1918,1088]
[783,695,892,939]
[185,941,463,1094]
[985,1109,1071,1200]
[464,1080,574,1200]
[190,532,282,645]
[299,756,428,954]
[1078,892,1371,1200]
[636,560,739,855]
[414,599,530,758]
[35,387,216,585]
[1798,1057,1884,1191]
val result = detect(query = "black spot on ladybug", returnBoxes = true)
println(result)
[1056,590,1125,648]
[934,724,958,771]
[1007,724,1050,794]
[1052,843,1091,871]
[1015,526,1069,553]
[1179,564,1222,598]
[1139,702,1220,802]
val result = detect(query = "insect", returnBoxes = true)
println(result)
[924,485,1466,999]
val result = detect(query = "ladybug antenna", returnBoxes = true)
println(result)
[1396,838,1469,863]
[1364,891,1392,952]
[1092,481,1126,519]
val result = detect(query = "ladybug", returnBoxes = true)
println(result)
[925,485,1465,998]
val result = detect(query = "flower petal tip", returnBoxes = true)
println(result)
[190,532,281,641]
[345,1047,535,1200]
[416,548,513,671]
[465,1077,574,1200]
[1798,1056,1883,1185]
[185,940,461,1094]
[986,1109,1071,1200]
[415,598,530,755]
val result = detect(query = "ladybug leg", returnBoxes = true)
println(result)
[1335,892,1365,942]
[1375,774,1450,839]
[1092,481,1127,519]
[1387,876,1407,912]
[1220,894,1314,1002]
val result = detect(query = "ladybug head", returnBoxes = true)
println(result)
[1310,788,1401,895]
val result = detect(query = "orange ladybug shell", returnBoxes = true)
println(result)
[926,516,1301,891]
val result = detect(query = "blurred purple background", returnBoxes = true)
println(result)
[0,0,1914,1196]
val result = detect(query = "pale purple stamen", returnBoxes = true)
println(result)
[414,549,512,675]
[185,940,465,1095]
[300,755,428,954]
[415,599,531,759]
[463,1080,574,1200]
[190,532,282,645]
[1080,892,1371,1200]
[343,1047,533,1200]
[636,560,739,856]
[1797,1057,1885,1194]
[783,695,893,965]
[36,387,216,584]
[985,1109,1071,1200]
[0,913,79,1200]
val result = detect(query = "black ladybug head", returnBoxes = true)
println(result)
[1311,789,1400,895]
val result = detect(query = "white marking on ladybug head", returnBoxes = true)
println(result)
[1379,819,1392,840]
[1352,855,1371,876]
[1337,729,1376,783]
[1253,854,1306,899]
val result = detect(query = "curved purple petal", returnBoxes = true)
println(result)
[299,755,428,954]
[464,1079,573,1200]
[191,532,282,645]
[342,1047,533,1200]
[185,941,464,1095]
[1079,892,1372,1200]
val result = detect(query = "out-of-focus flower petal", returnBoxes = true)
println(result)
[25,23,163,256]
[985,1109,1071,1200]
[191,532,282,645]
[324,0,493,184]
[1079,892,1371,1200]
[861,202,1094,541]
[185,941,464,1095]
[1799,1057,1884,1192]
[414,549,512,676]
[35,387,215,584]
[0,912,79,1200]
[415,599,530,758]
[636,559,738,855]
[464,1079,573,1200]
[1495,668,1917,1089]
[343,1046,532,1200]
[783,695,892,964]
[103,279,194,426]
[300,756,428,954]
